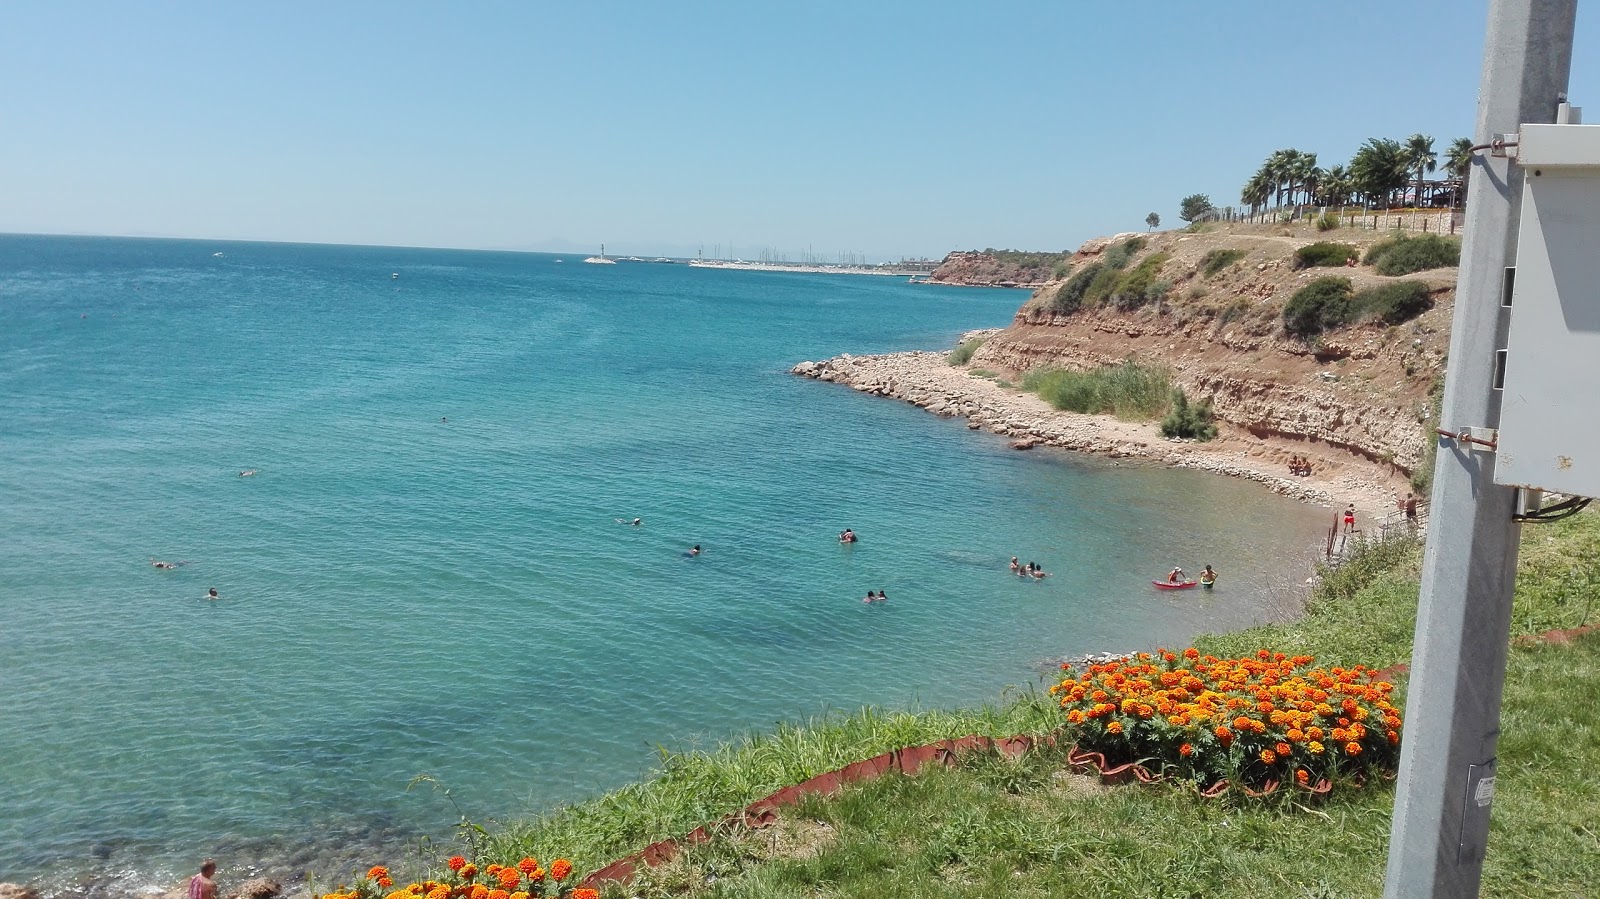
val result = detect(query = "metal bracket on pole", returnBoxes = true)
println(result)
[1437,427,1500,451]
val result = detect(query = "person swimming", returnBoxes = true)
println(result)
[616,517,643,526]
[688,545,701,557]
[239,469,257,477]
[839,528,857,544]
[863,591,876,603]
[1009,557,1021,573]
[205,588,218,600]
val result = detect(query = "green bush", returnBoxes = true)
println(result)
[1199,248,1244,278]
[1050,259,1074,280]
[946,338,986,366]
[1108,252,1171,310]
[1365,233,1460,275]
[1283,276,1356,338]
[1048,263,1102,314]
[1293,242,1360,269]
[1316,212,1341,231]
[1082,265,1122,306]
[1354,281,1433,325]
[1021,359,1172,421]
[1159,388,1218,440]
[1100,237,1145,271]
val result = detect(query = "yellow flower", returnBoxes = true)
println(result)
[1308,741,1325,755]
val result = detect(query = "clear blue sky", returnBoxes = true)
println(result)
[2,1,1597,260]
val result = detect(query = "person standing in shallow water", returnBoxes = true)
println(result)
[189,860,218,899]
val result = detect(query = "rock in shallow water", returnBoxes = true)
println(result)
[1,884,42,899]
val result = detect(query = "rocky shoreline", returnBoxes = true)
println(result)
[791,333,1405,517]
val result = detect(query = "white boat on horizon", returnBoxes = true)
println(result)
[583,244,616,265]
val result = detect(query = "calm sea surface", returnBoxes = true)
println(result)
[0,235,1326,888]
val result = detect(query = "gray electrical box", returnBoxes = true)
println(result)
[1495,123,1600,499]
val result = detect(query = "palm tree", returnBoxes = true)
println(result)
[1241,172,1272,222]
[1291,152,1320,213]
[1350,138,1410,208]
[1318,165,1353,208]
[1444,137,1474,208]
[1405,133,1437,208]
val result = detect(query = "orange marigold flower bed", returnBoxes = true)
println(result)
[333,855,587,899]
[1051,648,1403,792]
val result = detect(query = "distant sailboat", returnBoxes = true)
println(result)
[584,244,616,265]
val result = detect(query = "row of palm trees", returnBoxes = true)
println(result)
[1240,135,1475,217]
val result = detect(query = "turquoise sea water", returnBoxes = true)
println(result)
[0,235,1326,889]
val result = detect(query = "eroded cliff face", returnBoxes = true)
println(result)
[968,223,1454,472]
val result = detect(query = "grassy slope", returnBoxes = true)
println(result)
[477,514,1600,898]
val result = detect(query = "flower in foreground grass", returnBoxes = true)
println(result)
[1259,749,1277,764]
[468,885,487,899]
[1179,743,1193,757]
[496,868,520,890]
[1296,769,1310,786]
[516,858,538,876]
[427,889,450,899]
[446,858,466,873]
[458,865,477,882]
[549,859,572,882]
[570,890,600,899]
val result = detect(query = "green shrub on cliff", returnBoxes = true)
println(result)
[1100,236,1145,271]
[1283,277,1356,338]
[1022,359,1171,420]
[1049,263,1103,314]
[1200,248,1245,278]
[1293,242,1360,269]
[1364,233,1460,275]
[946,338,986,366]
[1354,281,1433,325]
[1109,252,1171,310]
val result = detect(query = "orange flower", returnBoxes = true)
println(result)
[1260,749,1277,764]
[458,866,477,882]
[508,894,528,899]
[549,859,572,882]
[1275,742,1291,757]
[484,866,501,878]
[1106,720,1124,735]
[1295,769,1310,786]
[468,886,488,899]
[1179,742,1193,757]
[378,878,394,890]
[1184,647,1200,660]
[447,858,467,873]
[496,869,519,890]
[1388,730,1400,745]
[1345,741,1363,756]
[571,890,600,899]
[1214,726,1233,743]
[427,888,450,899]
[369,868,391,881]
[486,891,507,899]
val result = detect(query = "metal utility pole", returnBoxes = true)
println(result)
[1383,2,1577,897]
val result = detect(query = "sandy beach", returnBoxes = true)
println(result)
[792,332,1411,524]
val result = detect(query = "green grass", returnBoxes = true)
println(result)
[1020,360,1172,420]
[1107,252,1171,310]
[478,700,1060,877]
[1199,248,1244,278]
[946,338,986,366]
[441,513,1600,898]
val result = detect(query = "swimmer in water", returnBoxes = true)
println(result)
[864,591,875,603]
[1009,557,1021,573]
[615,517,643,526]
[206,588,219,600]
[239,469,258,477]
[689,545,701,557]
[839,528,856,544]
[151,558,176,570]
